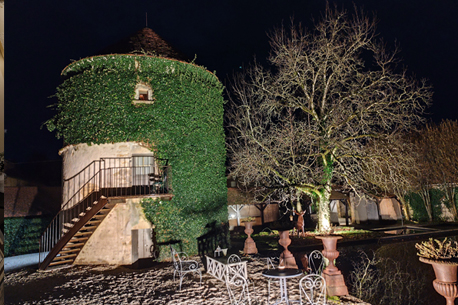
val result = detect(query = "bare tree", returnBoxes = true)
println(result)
[360,135,421,221]
[415,120,458,220]
[226,5,432,233]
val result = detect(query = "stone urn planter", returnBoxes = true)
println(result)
[278,230,298,269]
[416,237,458,305]
[419,257,458,305]
[315,235,348,296]
[243,221,258,254]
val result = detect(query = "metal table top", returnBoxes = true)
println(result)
[261,268,303,279]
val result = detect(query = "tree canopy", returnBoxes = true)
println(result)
[226,5,432,233]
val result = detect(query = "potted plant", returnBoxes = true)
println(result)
[241,216,255,223]
[416,238,458,305]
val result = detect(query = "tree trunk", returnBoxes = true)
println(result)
[397,195,411,221]
[419,187,433,222]
[317,186,332,233]
[442,184,457,221]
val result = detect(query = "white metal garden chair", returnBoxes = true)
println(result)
[170,245,202,290]
[226,265,252,305]
[299,274,327,305]
[306,250,325,275]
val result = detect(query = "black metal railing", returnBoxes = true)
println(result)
[39,156,170,266]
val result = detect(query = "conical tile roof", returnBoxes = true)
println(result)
[98,27,188,61]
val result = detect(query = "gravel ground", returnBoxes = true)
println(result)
[5,256,371,305]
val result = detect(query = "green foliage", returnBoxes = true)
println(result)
[5,216,53,257]
[407,188,454,222]
[430,188,446,220]
[141,198,228,259]
[46,54,228,258]
[407,192,429,222]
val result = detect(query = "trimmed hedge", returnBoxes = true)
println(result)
[45,54,228,257]
[5,216,53,257]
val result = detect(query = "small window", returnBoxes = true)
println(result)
[133,83,154,105]
[139,90,148,100]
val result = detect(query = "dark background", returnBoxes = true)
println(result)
[5,0,458,163]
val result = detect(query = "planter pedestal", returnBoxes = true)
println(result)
[278,230,297,269]
[420,257,458,305]
[243,222,258,254]
[315,235,348,296]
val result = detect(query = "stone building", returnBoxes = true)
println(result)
[40,28,227,269]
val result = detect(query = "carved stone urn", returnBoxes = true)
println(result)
[315,235,348,296]
[420,257,458,305]
[243,221,258,254]
[278,230,298,269]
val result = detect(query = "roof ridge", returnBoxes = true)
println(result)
[96,27,189,61]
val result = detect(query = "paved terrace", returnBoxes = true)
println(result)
[5,255,370,305]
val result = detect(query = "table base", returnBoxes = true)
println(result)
[268,278,300,305]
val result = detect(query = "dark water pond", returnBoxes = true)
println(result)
[318,228,458,305]
[235,225,458,305]
[283,235,453,304]
[336,239,441,305]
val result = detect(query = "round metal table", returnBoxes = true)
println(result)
[262,268,303,305]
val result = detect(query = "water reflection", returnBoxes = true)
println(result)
[337,238,450,305]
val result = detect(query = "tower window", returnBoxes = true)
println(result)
[133,83,154,105]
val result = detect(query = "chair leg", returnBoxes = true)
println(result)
[268,279,271,304]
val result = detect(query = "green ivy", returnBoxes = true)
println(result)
[5,216,53,257]
[45,54,228,258]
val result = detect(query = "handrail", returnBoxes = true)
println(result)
[39,156,171,267]
[61,171,101,211]
[62,159,101,182]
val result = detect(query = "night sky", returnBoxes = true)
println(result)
[6,0,458,163]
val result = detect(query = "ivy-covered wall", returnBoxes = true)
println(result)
[407,188,458,222]
[45,54,228,256]
[5,216,53,257]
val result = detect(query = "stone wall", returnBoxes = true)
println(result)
[59,142,153,209]
[74,197,154,265]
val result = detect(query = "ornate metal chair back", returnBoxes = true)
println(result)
[266,257,278,269]
[170,245,181,271]
[227,254,242,264]
[227,254,247,281]
[226,269,252,305]
[299,274,327,305]
[169,245,202,290]
[308,250,325,275]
